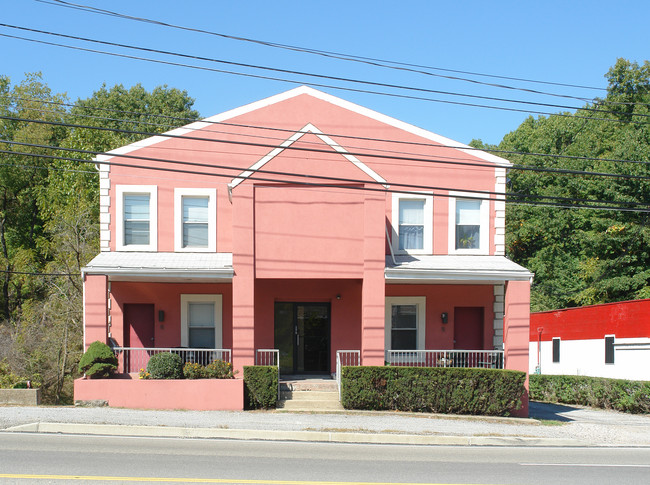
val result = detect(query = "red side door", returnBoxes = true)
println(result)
[123,303,155,372]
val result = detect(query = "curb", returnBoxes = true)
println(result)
[4,422,586,447]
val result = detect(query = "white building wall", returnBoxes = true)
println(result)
[529,337,650,381]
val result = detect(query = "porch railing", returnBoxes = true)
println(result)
[385,350,504,369]
[336,350,361,400]
[255,349,280,400]
[112,347,231,374]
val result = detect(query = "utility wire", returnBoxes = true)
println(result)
[3,114,650,182]
[3,23,647,120]
[4,139,650,212]
[36,0,608,95]
[6,94,650,168]
[3,31,648,127]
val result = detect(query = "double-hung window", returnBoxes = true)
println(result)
[116,185,157,251]
[449,194,488,254]
[174,188,216,252]
[180,294,222,349]
[385,297,426,351]
[392,193,433,254]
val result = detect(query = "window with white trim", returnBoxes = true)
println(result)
[385,297,426,350]
[180,294,222,348]
[174,188,216,252]
[392,193,433,254]
[116,185,157,251]
[448,194,489,254]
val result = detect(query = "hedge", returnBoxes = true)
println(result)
[529,374,650,414]
[78,341,118,378]
[146,352,184,379]
[243,366,278,409]
[340,366,526,416]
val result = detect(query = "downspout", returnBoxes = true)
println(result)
[385,223,397,266]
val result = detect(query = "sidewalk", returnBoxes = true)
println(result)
[2,402,650,447]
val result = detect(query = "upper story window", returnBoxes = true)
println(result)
[392,193,433,255]
[174,188,216,252]
[448,194,489,255]
[116,185,157,252]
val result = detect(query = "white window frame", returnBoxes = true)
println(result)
[448,192,489,255]
[116,185,157,252]
[391,192,433,255]
[180,294,222,348]
[384,296,426,351]
[174,188,217,252]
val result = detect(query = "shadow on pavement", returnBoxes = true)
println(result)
[529,401,578,422]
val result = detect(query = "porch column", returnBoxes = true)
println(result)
[83,274,108,350]
[360,190,386,366]
[232,184,256,375]
[504,279,531,417]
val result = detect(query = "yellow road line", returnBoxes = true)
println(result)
[0,474,485,485]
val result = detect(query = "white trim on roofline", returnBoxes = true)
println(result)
[229,123,388,189]
[90,86,511,167]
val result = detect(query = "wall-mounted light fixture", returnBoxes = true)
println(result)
[440,312,448,324]
[336,294,342,300]
[158,310,165,322]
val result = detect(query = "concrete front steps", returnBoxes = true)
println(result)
[277,376,343,412]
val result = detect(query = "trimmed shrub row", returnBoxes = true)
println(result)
[529,374,650,414]
[243,365,278,410]
[341,366,526,416]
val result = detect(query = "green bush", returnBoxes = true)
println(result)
[183,360,237,379]
[244,366,278,409]
[340,366,526,416]
[146,352,183,379]
[205,359,236,379]
[529,374,650,414]
[78,341,118,378]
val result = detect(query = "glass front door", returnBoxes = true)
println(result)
[274,302,330,375]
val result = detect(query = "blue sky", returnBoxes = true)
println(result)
[2,0,649,145]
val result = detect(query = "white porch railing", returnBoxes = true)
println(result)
[255,349,280,400]
[336,350,361,399]
[112,347,231,374]
[385,350,504,369]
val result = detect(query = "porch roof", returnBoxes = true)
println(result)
[82,252,234,282]
[385,255,533,284]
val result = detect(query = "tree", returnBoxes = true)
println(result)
[502,59,650,311]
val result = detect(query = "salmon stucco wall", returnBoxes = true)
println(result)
[254,278,362,374]
[385,284,496,350]
[109,282,233,349]
[74,377,244,411]
[83,274,108,349]
[504,280,531,417]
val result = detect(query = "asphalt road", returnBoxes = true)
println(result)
[1,432,649,485]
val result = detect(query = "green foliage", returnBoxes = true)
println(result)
[529,374,650,414]
[182,360,236,379]
[0,73,200,403]
[78,341,117,378]
[146,352,183,379]
[340,366,526,416]
[502,58,650,311]
[243,366,278,409]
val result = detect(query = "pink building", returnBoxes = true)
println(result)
[77,86,533,412]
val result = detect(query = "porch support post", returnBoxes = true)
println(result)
[360,190,386,366]
[232,184,256,375]
[83,274,108,350]
[504,279,531,417]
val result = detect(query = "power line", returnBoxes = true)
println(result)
[3,140,650,212]
[6,94,650,169]
[0,269,80,277]
[4,23,648,121]
[3,113,650,182]
[3,30,648,127]
[36,0,609,95]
